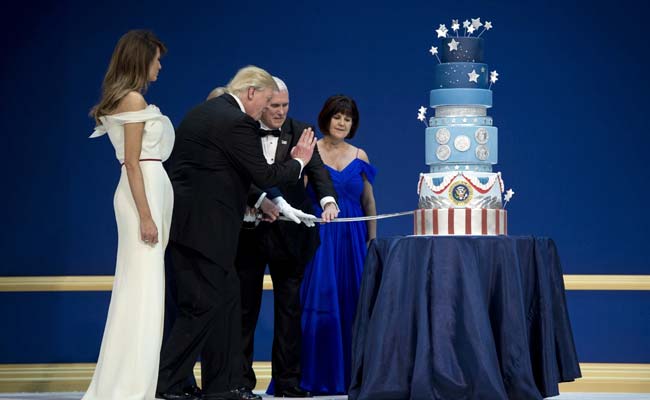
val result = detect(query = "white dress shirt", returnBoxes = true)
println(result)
[228,92,304,174]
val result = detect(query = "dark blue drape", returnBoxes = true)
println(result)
[349,236,581,400]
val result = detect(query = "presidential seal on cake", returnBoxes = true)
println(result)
[414,18,513,235]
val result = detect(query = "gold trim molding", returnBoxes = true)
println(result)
[0,276,275,292]
[563,275,650,291]
[560,363,650,393]
[0,276,114,292]
[0,362,272,393]
[0,362,647,393]
[2,275,650,292]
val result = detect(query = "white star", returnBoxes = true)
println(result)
[468,69,480,83]
[463,20,471,28]
[417,112,426,122]
[448,38,459,51]
[484,21,493,30]
[504,188,515,202]
[471,17,483,29]
[467,25,476,34]
[490,70,499,83]
[451,19,460,31]
[418,106,427,114]
[429,46,438,55]
[436,24,448,38]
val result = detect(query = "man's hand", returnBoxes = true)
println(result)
[273,197,317,227]
[260,198,281,222]
[321,202,339,223]
[290,127,316,165]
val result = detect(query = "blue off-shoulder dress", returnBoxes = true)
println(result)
[299,157,377,395]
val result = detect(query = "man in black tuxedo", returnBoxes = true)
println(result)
[235,77,338,398]
[156,66,316,400]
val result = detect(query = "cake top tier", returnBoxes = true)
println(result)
[441,37,484,63]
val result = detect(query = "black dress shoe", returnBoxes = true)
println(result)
[274,385,312,398]
[232,387,262,400]
[156,391,201,400]
[183,384,203,397]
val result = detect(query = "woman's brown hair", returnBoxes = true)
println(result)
[317,95,360,139]
[90,30,166,123]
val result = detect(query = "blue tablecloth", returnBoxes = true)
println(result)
[349,236,581,400]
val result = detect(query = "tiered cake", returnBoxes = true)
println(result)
[415,20,509,235]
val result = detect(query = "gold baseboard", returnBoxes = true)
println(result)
[0,276,275,292]
[560,363,650,393]
[1,274,650,292]
[0,362,272,393]
[563,275,650,291]
[0,362,648,394]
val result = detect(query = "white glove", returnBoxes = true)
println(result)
[293,209,317,227]
[273,197,317,227]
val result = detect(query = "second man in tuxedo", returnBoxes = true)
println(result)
[236,77,338,398]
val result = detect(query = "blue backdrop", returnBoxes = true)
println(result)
[1,0,648,365]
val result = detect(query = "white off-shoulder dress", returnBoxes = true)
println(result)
[84,105,175,400]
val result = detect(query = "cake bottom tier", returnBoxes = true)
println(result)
[414,208,507,235]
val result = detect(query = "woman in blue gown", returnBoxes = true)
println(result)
[300,95,377,395]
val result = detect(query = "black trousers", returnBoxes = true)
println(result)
[158,241,243,395]
[235,226,305,390]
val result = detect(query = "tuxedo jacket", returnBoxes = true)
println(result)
[246,118,336,266]
[167,93,302,269]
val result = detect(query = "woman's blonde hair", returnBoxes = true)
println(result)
[90,30,166,123]
[226,65,278,95]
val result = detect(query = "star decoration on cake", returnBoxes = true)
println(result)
[490,70,499,83]
[417,106,428,126]
[429,45,441,63]
[463,20,471,28]
[471,17,483,29]
[503,188,515,208]
[489,70,499,89]
[467,25,476,35]
[451,19,460,33]
[448,38,459,51]
[478,20,493,37]
[468,69,480,83]
[504,188,514,201]
[436,24,448,38]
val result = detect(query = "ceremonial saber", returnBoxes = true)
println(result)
[276,210,416,223]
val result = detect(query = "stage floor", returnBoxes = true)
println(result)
[0,393,648,400]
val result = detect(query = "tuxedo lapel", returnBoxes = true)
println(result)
[275,130,292,162]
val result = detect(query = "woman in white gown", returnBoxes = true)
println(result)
[84,30,174,400]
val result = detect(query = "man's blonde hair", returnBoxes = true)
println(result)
[226,65,278,95]
[207,86,226,100]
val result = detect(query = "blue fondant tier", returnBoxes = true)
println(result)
[430,115,493,127]
[430,88,492,107]
[440,37,484,62]
[425,125,498,165]
[434,63,489,89]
